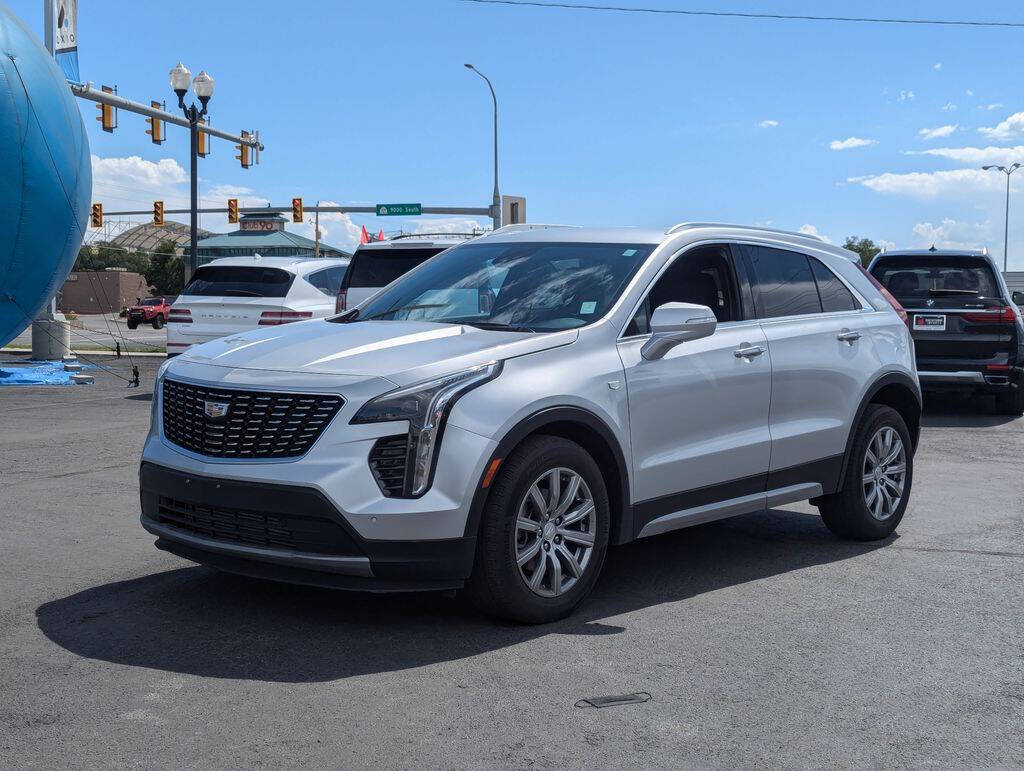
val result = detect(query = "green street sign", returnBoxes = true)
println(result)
[375,203,421,216]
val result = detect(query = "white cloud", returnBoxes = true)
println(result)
[966,89,975,97]
[91,154,186,191]
[411,217,489,235]
[897,90,916,102]
[289,200,362,252]
[830,136,878,151]
[798,224,832,244]
[918,124,958,140]
[933,62,942,71]
[849,168,1009,199]
[979,112,1024,142]
[759,119,779,128]
[905,145,1024,166]
[977,103,1004,111]
[205,184,270,209]
[942,102,958,111]
[911,218,995,250]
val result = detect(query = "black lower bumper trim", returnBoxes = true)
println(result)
[140,462,477,588]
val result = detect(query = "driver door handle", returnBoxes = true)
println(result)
[837,329,862,342]
[734,344,765,359]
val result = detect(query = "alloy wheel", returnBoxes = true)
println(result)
[515,467,596,598]
[862,426,906,521]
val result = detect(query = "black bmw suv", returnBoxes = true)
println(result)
[869,248,1024,415]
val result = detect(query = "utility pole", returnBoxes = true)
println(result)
[465,64,501,232]
[315,201,321,258]
[983,163,1022,273]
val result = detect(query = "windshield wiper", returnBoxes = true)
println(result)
[221,289,263,297]
[365,303,450,320]
[457,320,537,333]
[928,288,979,296]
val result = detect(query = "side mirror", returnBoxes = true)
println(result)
[640,302,717,360]
[1012,291,1024,307]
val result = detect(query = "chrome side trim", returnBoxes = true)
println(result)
[917,370,986,384]
[636,482,822,539]
[140,515,375,577]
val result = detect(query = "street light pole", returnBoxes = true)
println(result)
[465,64,501,231]
[982,162,1022,274]
[170,63,214,285]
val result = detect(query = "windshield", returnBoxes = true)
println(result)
[335,241,653,332]
[141,298,163,306]
[871,257,1001,309]
[345,248,445,288]
[182,266,295,298]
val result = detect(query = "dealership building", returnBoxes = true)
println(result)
[192,212,349,265]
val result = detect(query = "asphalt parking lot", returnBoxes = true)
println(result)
[1,352,1022,768]
[5,314,166,354]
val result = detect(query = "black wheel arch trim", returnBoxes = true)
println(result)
[836,371,922,493]
[461,406,633,545]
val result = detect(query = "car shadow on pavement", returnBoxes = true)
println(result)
[36,508,890,683]
[920,393,1019,429]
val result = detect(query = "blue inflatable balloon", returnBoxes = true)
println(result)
[0,2,91,347]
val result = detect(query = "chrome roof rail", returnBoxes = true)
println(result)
[486,223,580,235]
[665,222,827,242]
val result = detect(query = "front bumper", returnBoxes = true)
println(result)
[140,462,476,591]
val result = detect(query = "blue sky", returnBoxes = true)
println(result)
[8,0,1024,263]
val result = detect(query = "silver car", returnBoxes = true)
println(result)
[140,223,920,623]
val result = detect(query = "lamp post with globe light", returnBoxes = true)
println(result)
[982,162,1022,273]
[170,62,214,283]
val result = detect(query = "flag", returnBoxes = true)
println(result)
[360,225,370,244]
[376,229,386,241]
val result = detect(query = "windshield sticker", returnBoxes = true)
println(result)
[580,301,597,315]
[622,249,637,257]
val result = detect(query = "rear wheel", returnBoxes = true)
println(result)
[817,405,913,540]
[468,435,609,624]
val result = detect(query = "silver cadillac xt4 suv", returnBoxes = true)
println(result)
[140,223,921,623]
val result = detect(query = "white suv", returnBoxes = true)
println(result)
[141,223,920,623]
[166,256,349,356]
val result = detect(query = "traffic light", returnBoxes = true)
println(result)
[90,203,102,228]
[145,101,164,144]
[291,197,303,223]
[235,130,252,168]
[198,118,209,158]
[227,199,239,224]
[96,85,116,132]
[153,201,164,227]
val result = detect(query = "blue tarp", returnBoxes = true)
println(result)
[0,360,93,386]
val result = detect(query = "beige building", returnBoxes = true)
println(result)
[58,269,151,314]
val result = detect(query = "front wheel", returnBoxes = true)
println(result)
[152,315,164,330]
[817,405,913,540]
[468,435,609,624]
[126,321,138,330]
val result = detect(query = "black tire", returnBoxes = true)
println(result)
[993,383,1024,416]
[152,315,164,330]
[126,321,138,330]
[467,435,610,624]
[817,404,913,541]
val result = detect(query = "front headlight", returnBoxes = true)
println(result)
[352,361,502,496]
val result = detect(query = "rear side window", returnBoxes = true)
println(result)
[809,258,859,312]
[345,248,444,289]
[182,266,294,298]
[306,265,346,296]
[746,246,822,318]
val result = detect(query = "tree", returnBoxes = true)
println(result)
[144,240,185,295]
[843,236,881,267]
[74,241,150,274]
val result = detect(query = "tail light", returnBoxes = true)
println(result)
[258,310,313,326]
[858,265,909,328]
[335,290,347,314]
[962,307,1018,324]
[167,308,192,324]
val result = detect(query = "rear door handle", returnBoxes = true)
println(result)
[837,329,862,342]
[734,344,765,358]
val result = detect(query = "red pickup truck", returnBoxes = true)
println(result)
[127,297,171,329]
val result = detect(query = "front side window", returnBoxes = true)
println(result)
[337,241,653,333]
[625,245,742,336]
[746,246,822,318]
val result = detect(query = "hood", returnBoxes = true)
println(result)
[179,319,578,385]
